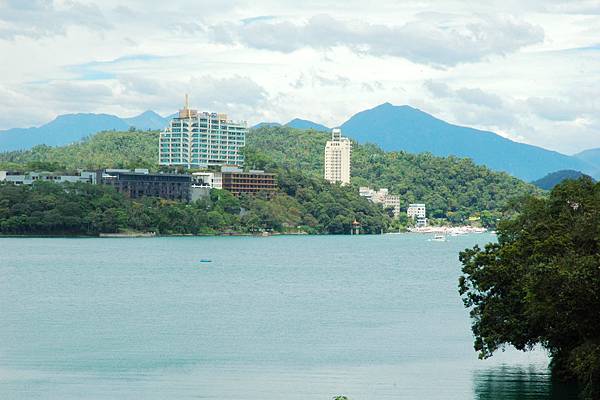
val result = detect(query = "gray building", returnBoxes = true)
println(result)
[100,169,192,202]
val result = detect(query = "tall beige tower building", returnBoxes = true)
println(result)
[324,127,352,185]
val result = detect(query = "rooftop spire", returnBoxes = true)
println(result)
[178,94,196,118]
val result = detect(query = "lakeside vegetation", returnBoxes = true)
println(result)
[459,177,600,399]
[0,126,541,228]
[0,175,388,235]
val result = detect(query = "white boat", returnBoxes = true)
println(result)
[432,234,447,242]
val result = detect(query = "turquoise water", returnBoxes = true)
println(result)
[0,234,577,399]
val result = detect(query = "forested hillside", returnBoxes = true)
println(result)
[0,178,388,236]
[0,125,541,225]
[0,130,159,171]
[532,169,592,190]
[0,129,390,235]
[246,126,541,223]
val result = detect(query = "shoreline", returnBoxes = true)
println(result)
[407,226,488,234]
[0,228,491,239]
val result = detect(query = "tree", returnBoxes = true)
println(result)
[458,177,600,399]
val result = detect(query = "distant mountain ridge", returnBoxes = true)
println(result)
[0,111,169,153]
[251,119,330,131]
[251,122,281,129]
[339,103,597,182]
[0,112,332,153]
[2,103,599,182]
[122,110,169,131]
[574,148,600,172]
[284,118,329,132]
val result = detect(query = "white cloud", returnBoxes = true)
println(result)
[526,97,582,121]
[424,81,504,109]
[546,1,600,15]
[118,75,268,110]
[0,0,110,39]
[208,13,544,67]
[0,0,600,154]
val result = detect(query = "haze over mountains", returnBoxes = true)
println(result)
[1,103,599,181]
[573,148,600,173]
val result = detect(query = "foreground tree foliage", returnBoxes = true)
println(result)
[459,177,600,398]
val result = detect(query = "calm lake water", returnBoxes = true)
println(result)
[0,234,577,399]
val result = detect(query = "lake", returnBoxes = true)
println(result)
[0,234,577,399]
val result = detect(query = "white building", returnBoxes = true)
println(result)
[324,127,351,185]
[0,170,97,185]
[159,95,247,168]
[407,203,426,219]
[407,203,427,227]
[191,171,223,189]
[359,186,374,200]
[359,186,401,218]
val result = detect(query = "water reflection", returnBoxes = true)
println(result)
[474,365,578,400]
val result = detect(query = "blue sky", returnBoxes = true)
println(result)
[0,0,600,153]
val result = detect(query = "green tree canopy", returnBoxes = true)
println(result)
[0,126,541,227]
[458,177,600,398]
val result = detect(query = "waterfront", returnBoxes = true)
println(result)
[0,234,577,399]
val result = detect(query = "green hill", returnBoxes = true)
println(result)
[0,129,389,235]
[246,126,540,223]
[532,169,592,190]
[0,126,540,226]
[0,129,159,171]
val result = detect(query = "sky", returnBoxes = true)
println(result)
[1,0,600,154]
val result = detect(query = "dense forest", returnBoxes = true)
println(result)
[459,177,600,399]
[245,126,540,224]
[0,176,388,235]
[0,129,159,171]
[0,125,541,230]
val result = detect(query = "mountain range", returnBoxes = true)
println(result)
[284,118,329,132]
[0,111,168,152]
[573,148,600,172]
[339,103,598,181]
[1,103,598,181]
[250,119,329,131]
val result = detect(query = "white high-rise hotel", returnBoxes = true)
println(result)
[159,96,247,168]
[324,127,352,185]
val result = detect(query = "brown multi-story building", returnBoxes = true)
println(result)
[220,167,277,197]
